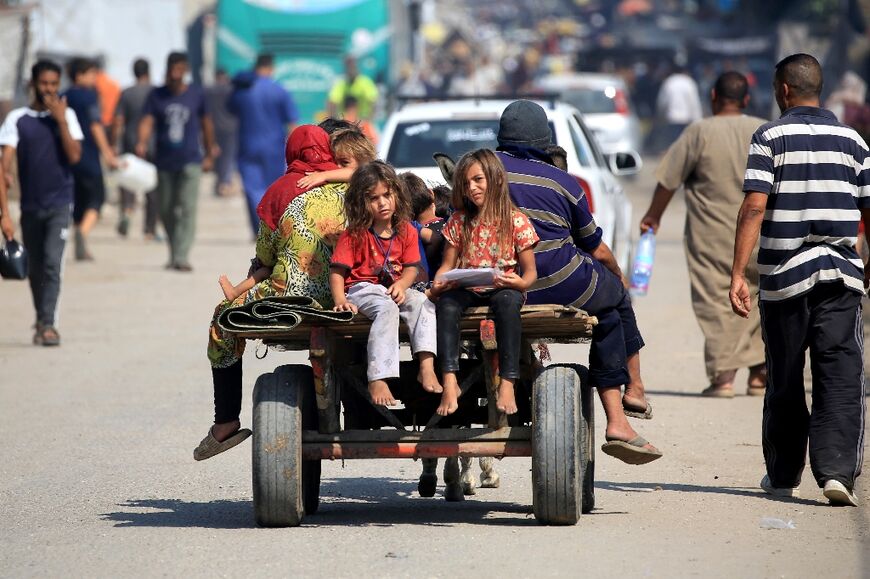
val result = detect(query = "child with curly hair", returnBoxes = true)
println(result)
[330,161,441,406]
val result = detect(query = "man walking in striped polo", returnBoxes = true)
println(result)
[731,53,868,506]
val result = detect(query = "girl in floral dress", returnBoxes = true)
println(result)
[431,149,538,416]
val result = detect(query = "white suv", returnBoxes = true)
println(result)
[378,98,641,272]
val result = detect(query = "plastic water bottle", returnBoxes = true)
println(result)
[629,231,656,296]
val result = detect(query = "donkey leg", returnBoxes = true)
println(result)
[418,457,438,497]
[443,456,464,502]
[478,456,501,488]
[460,456,478,495]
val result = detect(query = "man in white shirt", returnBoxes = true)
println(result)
[656,66,703,150]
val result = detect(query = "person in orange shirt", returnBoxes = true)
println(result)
[95,63,121,128]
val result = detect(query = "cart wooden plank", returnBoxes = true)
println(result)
[232,304,597,350]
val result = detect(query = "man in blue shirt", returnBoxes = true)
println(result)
[0,60,84,346]
[229,53,298,236]
[137,52,217,272]
[64,57,119,261]
[496,100,661,464]
[732,54,869,507]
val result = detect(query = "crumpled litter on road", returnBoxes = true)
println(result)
[759,517,795,529]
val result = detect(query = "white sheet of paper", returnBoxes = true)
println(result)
[436,268,500,287]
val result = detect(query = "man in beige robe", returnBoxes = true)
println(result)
[640,71,766,397]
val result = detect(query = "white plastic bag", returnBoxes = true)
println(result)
[759,517,795,529]
[115,153,157,194]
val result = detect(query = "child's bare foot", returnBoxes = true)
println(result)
[219,275,237,301]
[369,379,396,406]
[436,374,460,416]
[418,369,443,393]
[496,378,518,415]
[417,352,443,393]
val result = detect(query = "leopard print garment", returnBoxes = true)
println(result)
[208,183,347,368]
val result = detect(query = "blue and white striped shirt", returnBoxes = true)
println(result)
[743,106,870,301]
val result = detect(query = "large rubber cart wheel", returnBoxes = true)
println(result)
[575,365,595,514]
[531,364,591,525]
[252,364,319,527]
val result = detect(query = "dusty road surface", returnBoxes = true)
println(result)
[1,162,868,578]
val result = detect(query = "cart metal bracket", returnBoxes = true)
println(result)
[309,327,340,433]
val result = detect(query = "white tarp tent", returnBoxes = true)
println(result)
[29,0,185,87]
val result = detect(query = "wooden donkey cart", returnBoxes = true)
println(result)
[218,295,598,527]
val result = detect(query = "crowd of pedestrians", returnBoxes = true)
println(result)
[0,49,304,341]
[0,45,864,506]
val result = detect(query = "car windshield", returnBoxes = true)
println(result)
[560,89,617,114]
[386,119,556,167]
[386,120,500,167]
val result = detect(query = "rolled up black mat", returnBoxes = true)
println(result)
[217,295,355,334]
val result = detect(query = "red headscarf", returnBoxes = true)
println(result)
[256,125,339,231]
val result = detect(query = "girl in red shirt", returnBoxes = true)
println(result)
[431,149,539,416]
[330,161,441,406]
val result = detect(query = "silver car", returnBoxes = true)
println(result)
[535,73,643,155]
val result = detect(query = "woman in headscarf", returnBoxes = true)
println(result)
[195,125,348,460]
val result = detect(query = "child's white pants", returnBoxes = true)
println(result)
[346,282,437,382]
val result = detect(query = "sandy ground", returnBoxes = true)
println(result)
[1,161,868,578]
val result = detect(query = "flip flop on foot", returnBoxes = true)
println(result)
[601,435,663,465]
[193,427,252,461]
[701,384,735,398]
[746,375,767,397]
[40,325,61,347]
[368,380,396,406]
[622,396,653,419]
[747,365,767,396]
